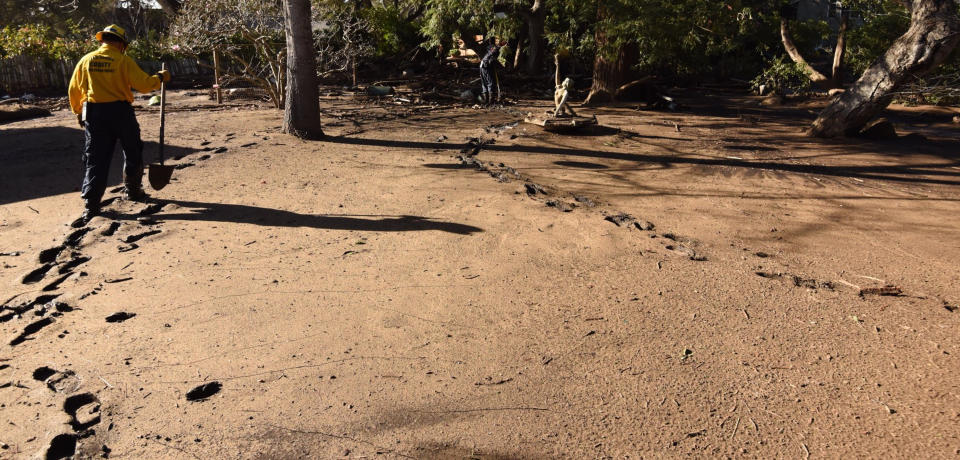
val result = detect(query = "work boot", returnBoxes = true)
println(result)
[123,185,149,202]
[71,205,99,228]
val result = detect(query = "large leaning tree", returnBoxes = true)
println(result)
[809,0,960,137]
[281,0,324,139]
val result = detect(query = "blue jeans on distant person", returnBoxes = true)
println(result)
[81,101,143,209]
[479,65,496,101]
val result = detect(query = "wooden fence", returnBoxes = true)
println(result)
[0,56,209,94]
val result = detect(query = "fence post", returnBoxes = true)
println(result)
[213,47,222,104]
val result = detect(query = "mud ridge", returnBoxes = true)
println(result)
[755,271,835,291]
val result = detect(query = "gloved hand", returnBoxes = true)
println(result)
[156,69,171,83]
[76,114,84,128]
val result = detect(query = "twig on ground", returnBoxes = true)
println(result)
[836,279,860,290]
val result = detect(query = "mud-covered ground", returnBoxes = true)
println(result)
[1,88,958,458]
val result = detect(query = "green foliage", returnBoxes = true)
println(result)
[751,55,812,95]
[789,19,832,57]
[362,5,422,57]
[845,0,910,74]
[545,0,597,63]
[0,22,92,60]
[126,30,176,61]
[548,0,791,80]
[419,0,521,55]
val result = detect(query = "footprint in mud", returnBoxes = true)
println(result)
[662,233,708,261]
[105,312,136,323]
[664,244,708,261]
[22,263,55,284]
[58,256,90,274]
[122,229,161,244]
[0,294,60,323]
[44,433,78,460]
[100,222,121,236]
[604,212,636,227]
[186,381,222,401]
[546,200,574,212]
[38,245,65,264]
[794,276,835,290]
[64,228,92,247]
[635,220,655,231]
[33,366,57,381]
[573,195,596,207]
[64,392,101,431]
[137,203,165,216]
[9,316,54,346]
[40,391,104,458]
[524,182,547,195]
[42,272,73,292]
[33,367,80,393]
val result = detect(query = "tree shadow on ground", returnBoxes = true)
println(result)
[0,126,199,206]
[326,134,960,187]
[127,199,483,235]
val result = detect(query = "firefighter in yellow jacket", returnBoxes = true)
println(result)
[68,24,171,227]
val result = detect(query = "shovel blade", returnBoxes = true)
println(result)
[148,163,175,190]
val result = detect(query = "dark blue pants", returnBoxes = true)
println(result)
[81,101,143,209]
[480,66,496,99]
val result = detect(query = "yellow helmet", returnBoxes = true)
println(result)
[95,24,128,44]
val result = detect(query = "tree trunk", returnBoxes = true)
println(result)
[281,0,324,139]
[583,46,636,105]
[583,1,639,106]
[513,36,524,70]
[809,0,960,137]
[831,11,849,87]
[780,17,830,84]
[522,0,546,74]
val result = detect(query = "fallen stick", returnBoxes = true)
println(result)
[836,279,861,290]
[859,285,903,297]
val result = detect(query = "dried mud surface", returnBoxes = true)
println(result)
[1,90,958,458]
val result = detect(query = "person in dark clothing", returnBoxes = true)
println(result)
[68,24,170,227]
[476,35,506,106]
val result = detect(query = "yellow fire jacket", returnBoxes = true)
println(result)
[68,43,162,115]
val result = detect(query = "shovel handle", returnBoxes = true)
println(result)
[159,63,167,165]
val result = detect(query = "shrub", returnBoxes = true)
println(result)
[0,22,92,60]
[751,55,812,95]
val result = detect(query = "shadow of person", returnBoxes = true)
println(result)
[128,199,483,235]
[0,125,201,206]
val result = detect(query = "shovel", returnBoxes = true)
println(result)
[148,62,174,190]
